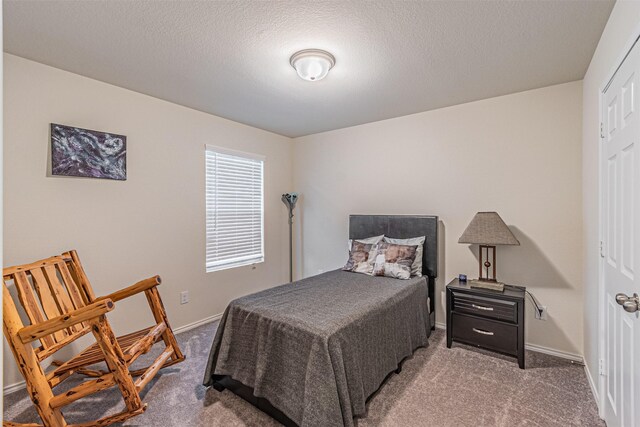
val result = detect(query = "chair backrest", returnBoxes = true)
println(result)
[3,250,97,360]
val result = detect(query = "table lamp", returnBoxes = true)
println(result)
[458,212,519,291]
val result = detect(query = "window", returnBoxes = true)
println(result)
[205,145,264,272]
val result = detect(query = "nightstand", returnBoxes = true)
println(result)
[446,278,526,369]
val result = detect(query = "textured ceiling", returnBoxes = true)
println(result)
[4,1,614,138]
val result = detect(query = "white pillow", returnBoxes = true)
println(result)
[383,236,425,277]
[347,234,384,252]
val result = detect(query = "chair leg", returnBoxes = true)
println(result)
[144,287,185,361]
[127,357,183,377]
[3,421,44,427]
[89,316,143,412]
[3,286,67,427]
[51,360,106,378]
[70,406,146,427]
[9,343,66,427]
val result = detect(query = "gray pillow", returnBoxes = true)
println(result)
[383,236,425,277]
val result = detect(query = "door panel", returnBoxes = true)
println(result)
[607,154,617,267]
[609,96,618,138]
[602,38,640,427]
[622,73,635,126]
[621,315,634,426]
[621,143,634,279]
[607,294,618,413]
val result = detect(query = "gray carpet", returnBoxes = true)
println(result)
[4,321,603,426]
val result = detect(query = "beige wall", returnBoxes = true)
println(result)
[582,0,640,404]
[3,54,293,388]
[293,81,584,356]
[2,51,588,390]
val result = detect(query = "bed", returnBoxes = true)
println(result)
[203,215,438,427]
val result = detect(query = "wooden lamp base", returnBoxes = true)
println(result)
[469,280,505,292]
[471,245,505,291]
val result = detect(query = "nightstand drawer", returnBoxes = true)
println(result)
[451,313,518,356]
[451,291,517,323]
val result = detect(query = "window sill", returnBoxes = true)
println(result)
[206,258,264,273]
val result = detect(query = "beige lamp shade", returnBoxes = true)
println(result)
[458,212,520,246]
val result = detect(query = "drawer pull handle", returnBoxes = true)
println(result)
[472,304,494,311]
[472,328,494,336]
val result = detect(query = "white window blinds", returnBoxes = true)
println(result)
[205,145,264,272]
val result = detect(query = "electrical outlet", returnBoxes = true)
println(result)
[180,291,189,305]
[535,305,548,320]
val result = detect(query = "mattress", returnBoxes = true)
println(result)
[203,269,431,427]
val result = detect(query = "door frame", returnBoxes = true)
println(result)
[598,23,640,420]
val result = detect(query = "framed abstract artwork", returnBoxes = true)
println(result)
[50,123,127,180]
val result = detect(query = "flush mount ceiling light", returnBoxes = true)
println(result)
[290,49,335,81]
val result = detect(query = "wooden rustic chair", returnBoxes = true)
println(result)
[2,250,185,427]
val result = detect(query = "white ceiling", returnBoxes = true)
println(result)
[4,1,614,138]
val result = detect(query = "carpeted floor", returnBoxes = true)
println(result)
[4,321,603,426]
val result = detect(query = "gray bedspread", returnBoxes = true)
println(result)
[203,269,431,427]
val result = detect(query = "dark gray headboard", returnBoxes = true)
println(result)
[348,214,438,278]
[349,214,438,327]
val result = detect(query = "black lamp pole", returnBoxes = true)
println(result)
[281,193,298,282]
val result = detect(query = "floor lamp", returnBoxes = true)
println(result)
[281,193,298,282]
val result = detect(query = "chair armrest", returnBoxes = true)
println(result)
[18,299,115,344]
[98,276,161,303]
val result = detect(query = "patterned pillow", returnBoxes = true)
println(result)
[347,234,384,252]
[343,241,377,275]
[372,242,418,280]
[383,236,425,277]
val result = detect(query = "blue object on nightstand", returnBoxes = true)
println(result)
[459,274,467,283]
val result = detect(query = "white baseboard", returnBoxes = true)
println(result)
[173,312,223,334]
[3,312,224,396]
[434,322,584,364]
[584,362,600,410]
[524,343,583,364]
[3,380,27,396]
